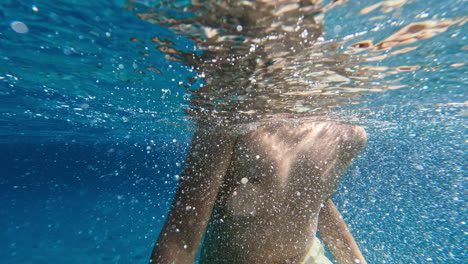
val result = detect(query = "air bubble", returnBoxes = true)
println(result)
[334,25,342,34]
[10,21,29,34]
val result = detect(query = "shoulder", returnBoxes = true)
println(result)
[249,120,366,147]
[298,122,367,157]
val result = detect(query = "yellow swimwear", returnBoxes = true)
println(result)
[301,237,333,264]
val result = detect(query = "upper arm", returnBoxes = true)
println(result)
[150,129,236,264]
[317,199,367,264]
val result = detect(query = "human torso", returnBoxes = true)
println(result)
[200,120,366,263]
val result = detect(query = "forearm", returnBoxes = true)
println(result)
[150,236,197,264]
[150,188,216,264]
[318,199,367,264]
[150,211,204,263]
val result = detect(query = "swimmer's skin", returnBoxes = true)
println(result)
[318,199,367,264]
[150,121,367,264]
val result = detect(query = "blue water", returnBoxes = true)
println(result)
[1,0,466,263]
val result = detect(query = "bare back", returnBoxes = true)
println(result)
[200,121,367,263]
